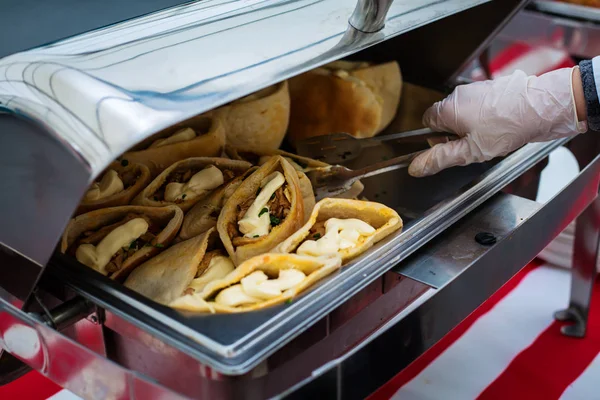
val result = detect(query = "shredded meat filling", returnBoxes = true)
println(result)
[230,182,292,247]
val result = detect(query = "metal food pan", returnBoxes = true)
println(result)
[52,132,564,375]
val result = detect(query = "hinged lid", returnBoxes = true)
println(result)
[0,0,525,297]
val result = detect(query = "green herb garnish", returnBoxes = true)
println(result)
[128,241,137,250]
[253,235,259,238]
[285,299,293,304]
[313,233,321,240]
[121,159,129,167]
[270,192,276,201]
[181,194,187,200]
[269,214,281,226]
[258,207,268,217]
[154,243,165,248]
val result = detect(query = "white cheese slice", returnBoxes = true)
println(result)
[188,256,235,293]
[76,218,149,275]
[296,218,375,257]
[84,170,124,201]
[238,171,285,238]
[150,127,196,148]
[164,165,224,202]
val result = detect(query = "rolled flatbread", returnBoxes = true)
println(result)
[274,198,402,264]
[61,205,183,281]
[217,156,305,265]
[132,157,252,213]
[121,115,226,177]
[170,253,342,313]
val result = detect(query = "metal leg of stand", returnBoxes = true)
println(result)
[554,197,600,338]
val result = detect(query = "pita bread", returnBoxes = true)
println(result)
[61,205,183,281]
[122,115,226,177]
[170,253,341,313]
[274,198,402,264]
[217,156,305,265]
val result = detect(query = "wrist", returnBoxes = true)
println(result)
[572,66,587,122]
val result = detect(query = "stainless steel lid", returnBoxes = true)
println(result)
[0,0,523,298]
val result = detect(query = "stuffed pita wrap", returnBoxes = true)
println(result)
[121,115,226,177]
[179,167,257,241]
[225,146,363,200]
[287,60,402,143]
[125,228,235,305]
[213,81,290,153]
[76,161,151,215]
[217,156,305,265]
[132,157,252,213]
[274,198,402,264]
[170,253,342,313]
[61,205,183,280]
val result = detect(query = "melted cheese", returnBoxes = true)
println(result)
[214,284,261,307]
[241,269,306,300]
[215,269,306,306]
[76,218,149,275]
[296,218,376,257]
[238,171,285,238]
[164,165,224,202]
[188,256,235,293]
[150,128,196,148]
[84,170,124,201]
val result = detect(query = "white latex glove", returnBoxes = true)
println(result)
[408,68,588,177]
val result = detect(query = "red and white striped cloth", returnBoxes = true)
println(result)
[369,262,600,400]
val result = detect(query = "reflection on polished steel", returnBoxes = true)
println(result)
[349,0,394,33]
[0,295,186,399]
[0,0,490,177]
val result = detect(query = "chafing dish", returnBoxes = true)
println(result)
[1,1,599,398]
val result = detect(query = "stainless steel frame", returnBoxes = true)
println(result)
[4,0,599,398]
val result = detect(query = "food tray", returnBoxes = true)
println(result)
[55,133,565,375]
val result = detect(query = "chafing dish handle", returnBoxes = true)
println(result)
[349,0,394,33]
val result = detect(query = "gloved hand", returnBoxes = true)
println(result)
[408,68,588,177]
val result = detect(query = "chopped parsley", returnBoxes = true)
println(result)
[270,192,276,201]
[154,243,165,248]
[285,299,293,304]
[258,207,268,217]
[313,233,321,240]
[253,235,260,238]
[128,241,137,250]
[181,194,187,200]
[144,243,152,247]
[120,159,129,167]
[269,214,281,226]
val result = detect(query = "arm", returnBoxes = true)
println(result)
[409,60,598,178]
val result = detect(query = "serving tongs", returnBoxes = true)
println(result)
[306,150,425,200]
[296,127,455,164]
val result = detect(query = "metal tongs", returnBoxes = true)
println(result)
[306,150,424,200]
[296,127,455,164]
